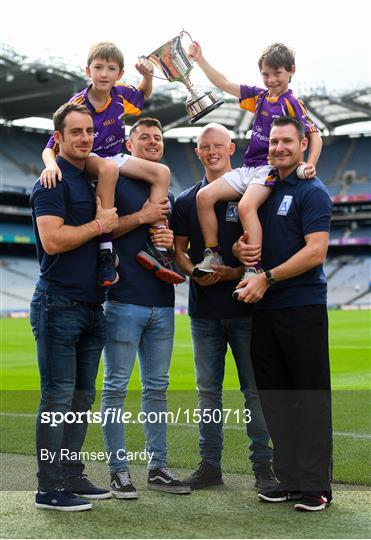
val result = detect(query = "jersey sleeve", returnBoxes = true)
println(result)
[31,182,67,220]
[300,185,332,236]
[45,134,59,153]
[239,85,265,113]
[284,96,319,133]
[173,192,190,237]
[116,84,145,116]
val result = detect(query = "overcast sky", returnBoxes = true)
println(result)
[2,0,371,96]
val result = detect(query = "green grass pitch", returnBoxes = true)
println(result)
[1,310,370,539]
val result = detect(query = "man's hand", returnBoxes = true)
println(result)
[140,198,169,225]
[235,273,268,303]
[233,232,261,266]
[188,41,203,63]
[192,264,240,286]
[150,226,174,250]
[39,163,62,189]
[95,196,118,233]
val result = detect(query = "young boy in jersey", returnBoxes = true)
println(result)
[41,42,184,287]
[188,42,322,291]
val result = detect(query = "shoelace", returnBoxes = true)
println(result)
[116,471,131,486]
[157,467,178,480]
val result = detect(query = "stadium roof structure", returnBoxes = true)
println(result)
[1,43,371,134]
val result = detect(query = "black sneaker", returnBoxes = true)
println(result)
[136,244,185,285]
[148,467,191,494]
[254,463,278,492]
[110,471,138,499]
[97,248,119,287]
[183,459,224,490]
[295,493,331,512]
[66,474,112,499]
[258,486,302,503]
[35,488,92,512]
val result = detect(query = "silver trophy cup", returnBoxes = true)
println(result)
[139,30,224,124]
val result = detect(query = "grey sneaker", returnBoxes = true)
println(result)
[192,248,224,277]
[232,267,258,299]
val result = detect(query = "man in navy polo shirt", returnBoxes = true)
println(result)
[173,123,275,491]
[30,102,118,511]
[235,116,333,512]
[101,117,191,497]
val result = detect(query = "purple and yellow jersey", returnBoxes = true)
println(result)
[46,83,144,157]
[240,85,318,167]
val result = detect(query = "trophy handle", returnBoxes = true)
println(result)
[137,56,169,81]
[179,29,195,65]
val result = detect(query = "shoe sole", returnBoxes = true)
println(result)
[294,502,329,511]
[192,267,215,278]
[35,502,92,511]
[72,491,112,500]
[98,273,120,288]
[189,479,224,490]
[136,252,185,285]
[232,288,243,300]
[258,493,288,502]
[111,490,139,500]
[148,484,191,494]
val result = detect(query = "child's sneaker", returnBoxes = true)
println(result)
[136,244,185,285]
[35,488,92,511]
[148,468,191,494]
[232,267,258,299]
[97,249,119,287]
[110,471,138,499]
[192,248,224,277]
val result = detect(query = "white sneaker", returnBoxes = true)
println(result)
[192,248,224,277]
[232,267,258,299]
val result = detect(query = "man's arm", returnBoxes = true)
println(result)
[37,196,118,255]
[237,231,329,303]
[113,198,169,238]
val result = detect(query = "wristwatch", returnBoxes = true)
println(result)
[265,270,276,287]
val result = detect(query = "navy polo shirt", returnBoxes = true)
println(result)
[174,178,253,319]
[256,172,332,310]
[30,156,104,303]
[107,177,175,307]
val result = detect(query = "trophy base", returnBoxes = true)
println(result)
[186,91,224,124]
[189,99,224,124]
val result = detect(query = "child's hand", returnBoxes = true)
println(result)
[188,41,203,63]
[304,162,316,179]
[135,58,154,78]
[39,164,62,189]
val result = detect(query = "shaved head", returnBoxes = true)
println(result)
[197,123,232,147]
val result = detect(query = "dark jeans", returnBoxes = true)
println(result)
[190,316,272,469]
[251,305,333,493]
[30,289,106,491]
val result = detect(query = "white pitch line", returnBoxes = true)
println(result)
[1,413,370,439]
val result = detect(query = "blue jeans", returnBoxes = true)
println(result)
[30,289,105,491]
[101,302,174,472]
[190,317,272,469]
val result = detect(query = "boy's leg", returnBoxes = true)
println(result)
[193,177,240,276]
[120,156,184,284]
[86,156,120,287]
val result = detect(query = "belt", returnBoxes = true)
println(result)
[77,301,102,309]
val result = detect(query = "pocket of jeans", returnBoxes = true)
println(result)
[30,302,41,339]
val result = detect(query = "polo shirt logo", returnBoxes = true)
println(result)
[226,202,239,222]
[277,195,293,216]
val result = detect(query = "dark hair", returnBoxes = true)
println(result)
[129,117,163,139]
[271,116,305,139]
[258,42,295,72]
[53,102,92,134]
[87,42,124,70]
